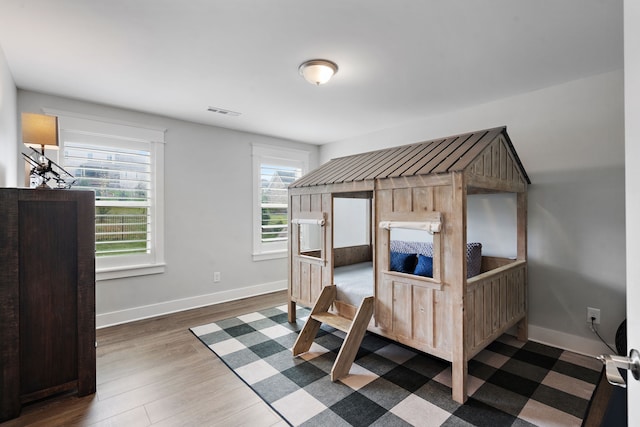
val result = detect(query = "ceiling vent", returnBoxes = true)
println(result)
[207,106,241,117]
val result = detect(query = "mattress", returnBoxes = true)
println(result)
[334,261,373,306]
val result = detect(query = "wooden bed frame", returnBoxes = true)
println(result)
[287,126,530,403]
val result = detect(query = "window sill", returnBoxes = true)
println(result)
[97,263,166,281]
[252,251,287,261]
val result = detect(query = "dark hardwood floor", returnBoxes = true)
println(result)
[1,291,289,427]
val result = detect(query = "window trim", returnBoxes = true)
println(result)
[252,144,309,261]
[47,108,166,280]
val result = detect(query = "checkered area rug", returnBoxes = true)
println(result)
[190,305,602,427]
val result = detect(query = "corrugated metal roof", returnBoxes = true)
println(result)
[291,126,530,188]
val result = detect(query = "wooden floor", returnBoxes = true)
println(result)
[2,291,289,427]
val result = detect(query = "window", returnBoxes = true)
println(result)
[51,110,166,280]
[252,144,309,260]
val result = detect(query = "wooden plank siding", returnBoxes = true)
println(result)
[288,192,333,309]
[465,260,527,359]
[373,179,454,360]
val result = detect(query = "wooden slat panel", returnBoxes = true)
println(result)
[474,287,484,346]
[310,264,322,303]
[412,187,434,212]
[334,245,372,267]
[473,156,483,176]
[300,263,311,305]
[310,193,322,212]
[304,158,354,186]
[350,147,412,182]
[289,195,301,302]
[385,141,443,178]
[392,281,411,338]
[379,210,442,225]
[290,180,374,196]
[448,128,502,172]
[412,286,434,347]
[466,174,527,193]
[329,149,390,184]
[500,274,507,325]
[376,278,392,330]
[312,156,363,186]
[292,158,340,188]
[492,279,500,333]
[344,145,410,182]
[322,193,333,286]
[431,131,485,174]
[413,136,466,176]
[300,194,311,212]
[433,288,450,352]
[483,150,491,177]
[392,188,412,212]
[303,157,354,187]
[483,282,492,338]
[370,144,431,180]
[500,142,508,180]
[375,174,450,191]
[400,139,450,177]
[491,141,500,179]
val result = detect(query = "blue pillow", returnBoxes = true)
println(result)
[414,254,433,277]
[390,251,417,273]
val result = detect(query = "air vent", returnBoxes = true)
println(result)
[207,106,241,117]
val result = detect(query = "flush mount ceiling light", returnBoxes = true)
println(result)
[298,59,338,85]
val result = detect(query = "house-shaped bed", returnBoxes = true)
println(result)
[287,126,530,403]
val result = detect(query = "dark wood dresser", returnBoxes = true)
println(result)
[0,188,96,422]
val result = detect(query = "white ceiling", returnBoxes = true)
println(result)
[0,0,623,145]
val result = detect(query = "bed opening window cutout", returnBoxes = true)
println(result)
[389,227,436,278]
[292,216,325,260]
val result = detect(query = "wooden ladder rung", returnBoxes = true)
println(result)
[311,312,352,333]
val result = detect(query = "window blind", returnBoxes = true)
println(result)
[64,141,152,257]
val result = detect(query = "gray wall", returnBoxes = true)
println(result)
[17,90,319,327]
[323,70,626,355]
[0,45,17,187]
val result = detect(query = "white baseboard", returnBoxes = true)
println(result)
[97,289,615,358]
[528,324,615,357]
[96,280,287,329]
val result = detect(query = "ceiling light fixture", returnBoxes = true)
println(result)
[298,59,338,85]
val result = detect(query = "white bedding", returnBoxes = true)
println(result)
[334,261,373,306]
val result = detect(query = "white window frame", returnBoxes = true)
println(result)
[252,144,309,261]
[47,109,166,281]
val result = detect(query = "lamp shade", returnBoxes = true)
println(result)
[299,59,338,85]
[22,113,59,149]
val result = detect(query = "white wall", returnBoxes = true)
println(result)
[624,0,640,420]
[17,90,319,327]
[322,70,626,356]
[333,198,370,247]
[0,44,17,187]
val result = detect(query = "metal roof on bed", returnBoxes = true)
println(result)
[290,126,530,188]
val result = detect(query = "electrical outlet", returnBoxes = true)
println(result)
[587,307,601,325]
[213,272,221,283]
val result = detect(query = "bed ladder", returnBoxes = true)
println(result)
[292,285,374,381]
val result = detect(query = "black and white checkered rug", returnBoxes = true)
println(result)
[190,305,601,426]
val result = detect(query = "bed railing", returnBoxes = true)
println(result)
[465,259,527,358]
